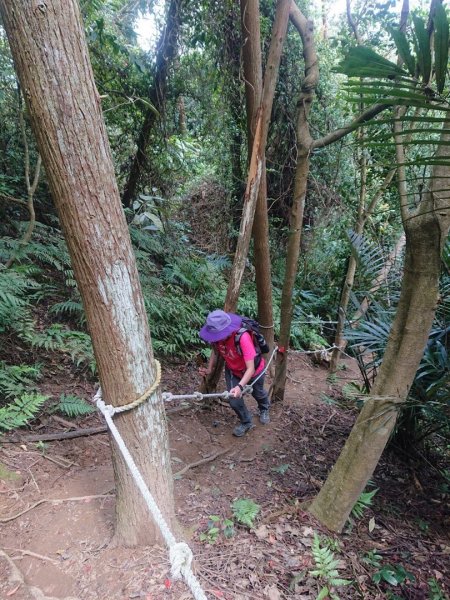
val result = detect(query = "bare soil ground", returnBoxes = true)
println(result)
[1,355,449,600]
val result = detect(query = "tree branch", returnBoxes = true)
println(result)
[0,193,27,207]
[311,103,391,150]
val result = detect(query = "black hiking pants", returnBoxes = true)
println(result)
[225,367,270,425]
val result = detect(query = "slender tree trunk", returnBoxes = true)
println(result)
[122,0,181,208]
[329,3,365,373]
[5,94,42,269]
[0,0,176,545]
[241,0,275,354]
[329,171,396,371]
[272,2,318,401]
[330,110,421,371]
[202,0,290,392]
[177,95,187,134]
[321,0,328,40]
[225,8,245,212]
[268,2,392,400]
[224,0,290,312]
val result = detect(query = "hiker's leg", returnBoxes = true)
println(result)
[225,368,252,425]
[251,374,270,411]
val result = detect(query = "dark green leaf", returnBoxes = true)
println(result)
[336,46,408,78]
[412,15,432,83]
[387,25,416,75]
[434,3,449,94]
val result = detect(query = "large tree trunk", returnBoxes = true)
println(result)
[1,0,176,546]
[202,0,290,392]
[309,209,445,531]
[272,2,318,401]
[309,97,450,530]
[121,0,181,208]
[241,0,275,354]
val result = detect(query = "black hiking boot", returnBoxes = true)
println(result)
[233,422,254,437]
[259,409,270,425]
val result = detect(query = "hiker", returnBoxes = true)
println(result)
[199,309,270,437]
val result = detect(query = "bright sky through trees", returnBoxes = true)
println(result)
[135,0,420,52]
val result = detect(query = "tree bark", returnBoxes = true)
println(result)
[0,0,176,546]
[121,0,182,208]
[224,0,290,312]
[202,0,290,392]
[309,208,445,531]
[225,7,245,212]
[309,104,450,530]
[272,1,318,401]
[241,0,275,354]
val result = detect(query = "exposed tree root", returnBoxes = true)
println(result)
[173,446,233,478]
[0,492,114,523]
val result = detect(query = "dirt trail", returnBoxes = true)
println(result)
[1,356,449,600]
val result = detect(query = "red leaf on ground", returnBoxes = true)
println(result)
[164,578,171,589]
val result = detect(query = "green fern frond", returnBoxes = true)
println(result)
[25,325,96,372]
[57,394,95,418]
[351,487,379,519]
[0,362,42,401]
[310,534,352,591]
[49,300,84,317]
[0,393,48,431]
[231,498,261,528]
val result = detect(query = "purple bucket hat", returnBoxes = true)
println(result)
[199,310,242,343]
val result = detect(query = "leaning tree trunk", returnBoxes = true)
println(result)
[0,0,176,545]
[309,107,450,530]
[122,0,182,208]
[202,0,290,392]
[309,208,446,531]
[241,0,275,354]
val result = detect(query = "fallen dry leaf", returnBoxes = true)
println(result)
[265,584,282,599]
[254,524,269,540]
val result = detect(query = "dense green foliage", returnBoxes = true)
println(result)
[0,0,448,486]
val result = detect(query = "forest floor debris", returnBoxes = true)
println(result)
[1,355,449,599]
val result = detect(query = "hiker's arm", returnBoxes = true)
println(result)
[199,347,217,377]
[230,359,255,398]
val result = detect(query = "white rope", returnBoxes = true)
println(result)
[250,345,278,386]
[287,344,355,360]
[95,390,208,600]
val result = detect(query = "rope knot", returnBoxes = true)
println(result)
[96,397,116,417]
[169,542,193,580]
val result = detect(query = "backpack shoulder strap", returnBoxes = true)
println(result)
[234,327,248,355]
[234,327,261,365]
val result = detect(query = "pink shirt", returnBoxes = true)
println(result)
[215,331,265,378]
